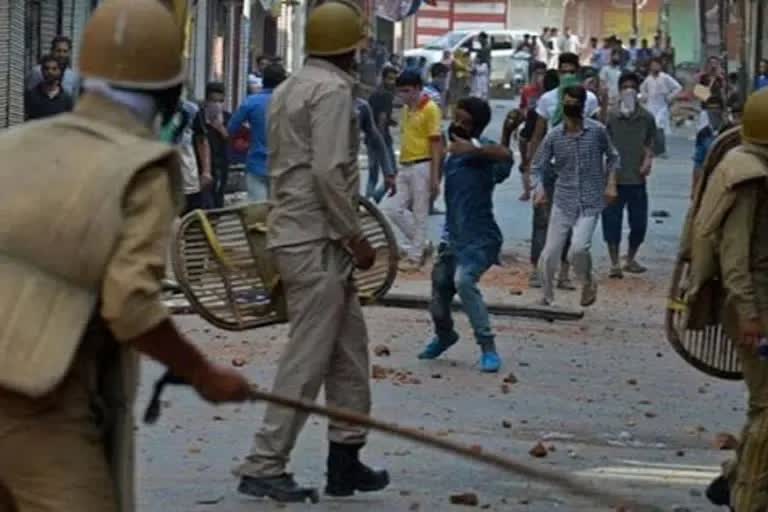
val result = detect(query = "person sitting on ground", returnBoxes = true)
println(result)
[418,97,513,373]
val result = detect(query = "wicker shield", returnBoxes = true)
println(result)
[171,196,398,331]
[665,126,743,380]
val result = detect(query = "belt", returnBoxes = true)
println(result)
[400,158,430,167]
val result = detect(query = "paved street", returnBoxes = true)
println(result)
[138,101,740,512]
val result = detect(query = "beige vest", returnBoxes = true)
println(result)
[686,145,768,329]
[0,113,178,397]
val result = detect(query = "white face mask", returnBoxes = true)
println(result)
[620,88,637,116]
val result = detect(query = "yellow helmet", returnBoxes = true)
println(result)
[742,88,768,145]
[78,0,185,90]
[305,0,367,56]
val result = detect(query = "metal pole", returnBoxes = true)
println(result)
[632,0,639,38]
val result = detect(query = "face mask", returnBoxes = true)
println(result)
[205,101,224,120]
[448,123,471,141]
[563,103,583,119]
[620,88,637,116]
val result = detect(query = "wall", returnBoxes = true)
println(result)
[668,0,698,63]
[413,0,507,47]
[506,0,563,32]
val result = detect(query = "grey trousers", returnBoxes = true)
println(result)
[236,240,371,478]
[539,205,599,303]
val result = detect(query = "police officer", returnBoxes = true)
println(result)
[690,88,768,511]
[0,1,251,510]
[234,0,389,502]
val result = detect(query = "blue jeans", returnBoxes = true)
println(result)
[430,244,494,346]
[366,134,395,204]
[601,184,648,251]
[247,174,270,202]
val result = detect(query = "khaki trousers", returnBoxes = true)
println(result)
[0,401,117,512]
[731,344,768,511]
[237,240,371,478]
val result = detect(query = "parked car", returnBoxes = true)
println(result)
[404,29,536,87]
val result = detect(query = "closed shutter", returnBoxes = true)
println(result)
[40,0,59,54]
[0,0,27,128]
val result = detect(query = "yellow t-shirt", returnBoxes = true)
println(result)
[400,96,442,163]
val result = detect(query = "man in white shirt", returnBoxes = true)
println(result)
[563,27,581,55]
[599,49,623,111]
[640,57,682,157]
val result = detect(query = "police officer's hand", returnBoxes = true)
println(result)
[192,363,252,403]
[740,317,764,349]
[349,235,376,270]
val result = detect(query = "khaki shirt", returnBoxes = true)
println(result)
[719,180,768,338]
[267,58,361,249]
[0,95,177,422]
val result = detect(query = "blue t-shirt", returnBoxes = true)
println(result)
[228,89,274,176]
[442,137,512,269]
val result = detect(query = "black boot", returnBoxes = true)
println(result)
[238,474,319,503]
[325,442,390,497]
[705,475,732,509]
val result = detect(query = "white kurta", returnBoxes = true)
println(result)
[640,72,683,135]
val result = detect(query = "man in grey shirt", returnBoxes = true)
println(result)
[27,36,79,96]
[533,85,619,307]
[603,72,656,278]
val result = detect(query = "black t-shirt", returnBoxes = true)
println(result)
[24,85,73,120]
[205,111,231,174]
[368,88,394,129]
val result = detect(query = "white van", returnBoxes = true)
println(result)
[404,29,534,86]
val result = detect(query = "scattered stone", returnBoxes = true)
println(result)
[547,444,556,452]
[501,419,512,429]
[371,365,389,380]
[644,411,657,418]
[518,498,530,505]
[196,496,223,505]
[450,493,479,506]
[500,384,511,394]
[469,444,483,453]
[400,490,412,496]
[431,373,442,379]
[212,415,225,421]
[618,431,633,442]
[626,378,638,385]
[518,362,530,367]
[671,506,691,512]
[676,450,685,457]
[651,210,670,218]
[409,503,420,511]
[689,488,702,497]
[529,442,548,458]
[373,344,391,357]
[409,378,422,385]
[503,372,518,384]
[231,358,247,367]
[713,432,739,450]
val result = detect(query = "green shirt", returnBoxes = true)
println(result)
[606,107,656,185]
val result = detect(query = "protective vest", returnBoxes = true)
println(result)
[685,145,768,329]
[0,112,179,397]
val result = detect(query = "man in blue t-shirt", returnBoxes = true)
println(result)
[417,97,514,373]
[228,63,287,201]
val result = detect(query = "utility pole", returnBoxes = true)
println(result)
[632,0,639,38]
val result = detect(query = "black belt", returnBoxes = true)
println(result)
[400,158,431,167]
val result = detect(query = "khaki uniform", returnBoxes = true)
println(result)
[691,145,768,511]
[0,93,181,511]
[236,58,370,478]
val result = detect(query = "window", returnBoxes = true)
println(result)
[491,34,513,51]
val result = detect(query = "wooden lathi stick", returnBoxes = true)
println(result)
[247,387,662,512]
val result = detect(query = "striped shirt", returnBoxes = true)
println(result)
[532,118,620,220]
